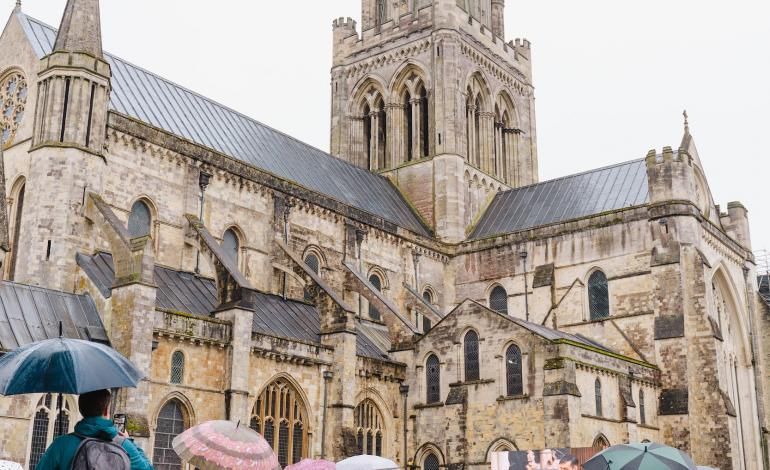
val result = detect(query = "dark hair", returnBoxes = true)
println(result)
[78,389,112,418]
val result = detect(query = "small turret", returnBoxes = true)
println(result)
[332,17,358,66]
[645,146,696,205]
[722,202,752,250]
[491,0,505,39]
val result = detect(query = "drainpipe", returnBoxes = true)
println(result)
[520,250,529,321]
[321,370,333,460]
[282,201,293,300]
[194,171,212,274]
[399,384,409,469]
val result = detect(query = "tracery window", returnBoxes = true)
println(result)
[588,270,610,320]
[249,379,308,467]
[369,274,383,321]
[170,351,184,385]
[423,453,440,470]
[152,399,187,470]
[29,394,73,470]
[426,354,441,404]
[489,285,508,315]
[506,344,523,396]
[127,200,152,238]
[354,400,384,456]
[594,378,603,417]
[222,228,240,265]
[464,330,480,381]
[639,389,646,425]
[0,72,27,147]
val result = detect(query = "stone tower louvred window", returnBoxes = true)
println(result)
[128,200,152,238]
[250,379,308,466]
[594,378,603,417]
[489,285,508,314]
[170,351,184,384]
[639,388,646,425]
[423,453,440,470]
[222,228,240,265]
[588,270,610,320]
[152,399,188,470]
[369,274,382,321]
[426,354,441,404]
[464,330,480,381]
[506,344,523,396]
[29,394,73,470]
[355,399,385,456]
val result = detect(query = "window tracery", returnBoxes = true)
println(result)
[29,394,72,470]
[588,270,610,320]
[354,399,384,456]
[249,379,308,467]
[153,399,188,470]
[0,72,27,147]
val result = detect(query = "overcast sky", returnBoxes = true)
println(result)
[5,0,769,258]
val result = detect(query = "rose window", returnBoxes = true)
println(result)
[0,72,28,147]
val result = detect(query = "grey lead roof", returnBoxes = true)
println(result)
[76,252,389,358]
[759,275,769,307]
[20,14,431,237]
[471,159,650,239]
[0,281,108,351]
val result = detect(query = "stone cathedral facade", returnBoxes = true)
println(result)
[0,1,767,469]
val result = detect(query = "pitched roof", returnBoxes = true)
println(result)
[759,275,770,307]
[0,281,108,351]
[76,252,389,358]
[19,14,431,237]
[470,159,649,239]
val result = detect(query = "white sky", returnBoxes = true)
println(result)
[5,0,769,254]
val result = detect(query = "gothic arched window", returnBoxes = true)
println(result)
[424,453,440,470]
[426,354,441,404]
[594,378,603,417]
[464,330,480,382]
[506,344,523,396]
[489,285,508,315]
[170,351,185,385]
[7,179,25,281]
[29,394,72,470]
[422,289,434,304]
[355,400,385,456]
[0,71,28,146]
[369,274,383,321]
[639,389,646,425]
[152,399,188,470]
[222,228,240,265]
[128,200,152,238]
[250,379,308,467]
[405,90,414,162]
[304,254,320,274]
[588,270,610,320]
[419,85,429,158]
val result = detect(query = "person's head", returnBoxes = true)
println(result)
[78,389,112,418]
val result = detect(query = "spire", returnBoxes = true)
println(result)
[14,1,21,12]
[53,0,103,58]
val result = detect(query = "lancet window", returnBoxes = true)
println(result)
[355,399,384,456]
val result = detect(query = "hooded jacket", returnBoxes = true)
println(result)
[35,416,154,470]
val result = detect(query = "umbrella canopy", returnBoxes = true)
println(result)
[584,443,696,470]
[336,455,400,470]
[0,461,23,470]
[172,420,280,470]
[284,459,336,470]
[0,338,144,395]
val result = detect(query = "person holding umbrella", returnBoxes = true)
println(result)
[35,389,153,470]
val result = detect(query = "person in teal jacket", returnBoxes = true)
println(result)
[36,389,154,470]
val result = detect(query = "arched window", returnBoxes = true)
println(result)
[128,200,152,238]
[250,379,308,467]
[222,228,240,265]
[369,274,382,321]
[355,399,385,456]
[423,453,440,470]
[588,270,610,320]
[506,344,523,396]
[29,394,73,470]
[153,399,188,470]
[170,351,185,384]
[7,180,25,281]
[0,72,28,147]
[594,378,603,417]
[304,254,320,274]
[405,90,414,162]
[639,389,646,425]
[426,355,441,404]
[464,331,480,382]
[489,285,508,315]
[419,86,429,158]
[422,289,434,304]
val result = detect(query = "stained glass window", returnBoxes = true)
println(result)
[0,72,27,147]
[369,274,382,321]
[128,200,151,238]
[426,355,441,404]
[152,400,187,470]
[170,351,184,384]
[355,400,384,456]
[424,453,440,470]
[506,345,523,396]
[588,271,610,320]
[489,286,508,314]
[251,379,307,466]
[222,229,239,265]
[594,379,603,417]
[464,331,480,381]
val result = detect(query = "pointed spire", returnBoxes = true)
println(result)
[53,0,103,58]
[14,1,21,12]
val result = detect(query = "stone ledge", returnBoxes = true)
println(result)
[581,413,624,424]
[414,402,444,410]
[496,394,529,402]
[449,379,495,387]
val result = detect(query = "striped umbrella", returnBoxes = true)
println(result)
[584,443,696,470]
[284,459,336,470]
[172,420,280,470]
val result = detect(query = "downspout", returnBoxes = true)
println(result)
[400,384,409,469]
[520,250,529,321]
[282,201,293,300]
[321,370,333,459]
[194,171,211,274]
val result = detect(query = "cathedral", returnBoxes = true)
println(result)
[0,0,767,469]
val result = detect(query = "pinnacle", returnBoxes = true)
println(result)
[53,0,103,58]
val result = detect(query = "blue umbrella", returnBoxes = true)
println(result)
[584,443,696,470]
[0,337,144,396]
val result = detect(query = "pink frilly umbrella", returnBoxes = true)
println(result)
[172,420,281,470]
[284,459,336,470]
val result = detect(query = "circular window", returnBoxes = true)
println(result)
[0,72,28,147]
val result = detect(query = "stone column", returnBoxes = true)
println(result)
[411,98,422,160]
[467,105,477,165]
[215,306,254,423]
[481,112,495,174]
[369,111,380,170]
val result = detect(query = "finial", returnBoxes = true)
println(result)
[683,110,689,132]
[14,0,21,12]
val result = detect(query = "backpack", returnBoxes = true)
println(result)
[70,434,131,470]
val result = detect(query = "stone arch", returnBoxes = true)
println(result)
[464,70,492,112]
[390,61,431,163]
[222,223,247,246]
[592,433,610,449]
[493,89,520,126]
[390,60,431,97]
[302,244,327,270]
[252,372,314,430]
[349,75,389,113]
[487,283,509,315]
[5,174,26,280]
[711,264,751,365]
[414,442,445,468]
[502,340,525,396]
[153,391,196,428]
[353,388,392,457]
[367,265,390,290]
[421,285,437,304]
[486,437,519,462]
[127,195,158,244]
[151,393,195,469]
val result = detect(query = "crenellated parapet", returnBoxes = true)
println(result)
[645,146,697,207]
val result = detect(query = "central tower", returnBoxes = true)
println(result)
[330,0,538,241]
